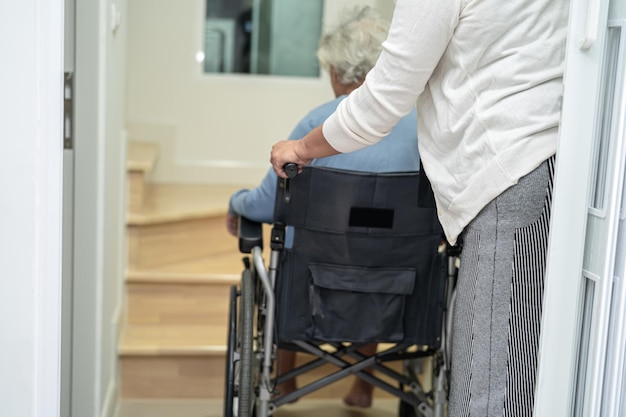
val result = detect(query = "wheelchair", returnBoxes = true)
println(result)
[224,165,459,417]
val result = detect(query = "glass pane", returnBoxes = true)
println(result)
[592,27,621,210]
[204,0,323,77]
[573,277,596,416]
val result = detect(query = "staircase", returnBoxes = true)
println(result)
[119,141,403,401]
[120,140,247,399]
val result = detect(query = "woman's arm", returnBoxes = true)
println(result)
[271,0,460,177]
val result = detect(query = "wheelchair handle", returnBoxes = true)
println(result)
[283,163,299,179]
[281,163,298,204]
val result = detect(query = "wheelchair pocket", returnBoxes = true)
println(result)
[308,263,415,343]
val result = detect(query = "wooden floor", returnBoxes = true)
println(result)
[117,398,399,417]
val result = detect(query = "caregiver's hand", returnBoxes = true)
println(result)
[270,125,340,178]
[270,139,311,179]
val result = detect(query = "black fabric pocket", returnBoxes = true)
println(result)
[308,263,415,342]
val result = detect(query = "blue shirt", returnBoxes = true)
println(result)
[228,96,420,223]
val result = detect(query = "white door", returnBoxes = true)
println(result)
[61,0,75,415]
[0,0,64,416]
[535,0,626,415]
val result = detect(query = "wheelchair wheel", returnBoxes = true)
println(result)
[224,285,237,417]
[237,269,256,417]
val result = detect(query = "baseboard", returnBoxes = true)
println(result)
[104,305,123,417]
[101,377,119,417]
[157,160,269,186]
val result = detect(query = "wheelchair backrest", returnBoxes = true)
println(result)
[271,166,446,345]
[274,166,441,237]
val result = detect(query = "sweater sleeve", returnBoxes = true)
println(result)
[323,0,460,153]
[228,167,278,224]
[288,113,317,141]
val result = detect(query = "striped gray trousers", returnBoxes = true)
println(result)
[448,156,555,417]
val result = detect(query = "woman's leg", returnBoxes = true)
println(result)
[448,157,555,417]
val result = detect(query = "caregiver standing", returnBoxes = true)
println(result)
[269,0,570,416]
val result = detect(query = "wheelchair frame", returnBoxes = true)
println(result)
[224,166,459,417]
[223,218,459,417]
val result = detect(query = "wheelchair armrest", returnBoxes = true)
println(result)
[238,216,263,254]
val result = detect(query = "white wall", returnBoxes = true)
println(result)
[102,1,128,415]
[126,0,394,185]
[0,0,64,416]
[72,0,127,416]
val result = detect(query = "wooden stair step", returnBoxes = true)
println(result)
[127,183,249,226]
[126,183,264,270]
[120,324,227,355]
[126,251,266,281]
[124,254,271,333]
[120,352,406,400]
[127,215,257,270]
[119,323,226,399]
[127,141,160,213]
[125,280,236,328]
[120,322,407,400]
[127,216,231,269]
[120,354,225,399]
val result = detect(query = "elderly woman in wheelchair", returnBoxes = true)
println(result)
[224,7,456,417]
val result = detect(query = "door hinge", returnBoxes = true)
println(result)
[64,72,73,150]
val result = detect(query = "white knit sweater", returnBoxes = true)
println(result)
[323,0,570,244]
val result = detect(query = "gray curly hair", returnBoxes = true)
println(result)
[316,6,390,85]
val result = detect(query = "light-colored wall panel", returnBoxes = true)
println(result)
[126,0,394,185]
[73,0,127,416]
